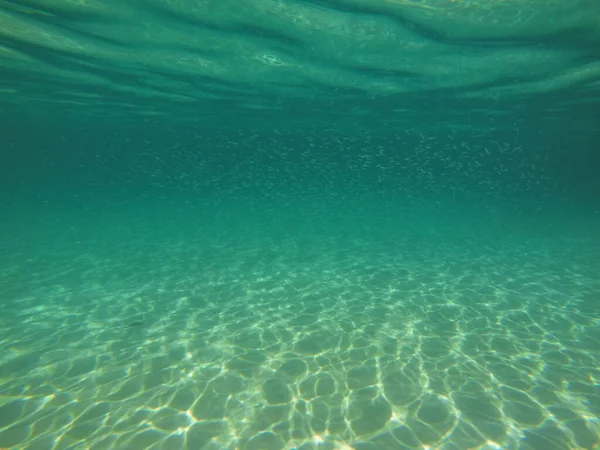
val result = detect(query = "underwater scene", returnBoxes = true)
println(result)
[1,0,600,449]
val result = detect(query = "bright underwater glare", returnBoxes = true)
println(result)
[1,0,600,450]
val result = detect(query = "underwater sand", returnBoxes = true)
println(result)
[0,200,599,450]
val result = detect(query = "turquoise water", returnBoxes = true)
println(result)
[1,1,600,449]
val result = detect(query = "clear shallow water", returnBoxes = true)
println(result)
[1,0,600,449]
[1,199,599,450]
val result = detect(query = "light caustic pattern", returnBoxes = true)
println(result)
[0,205,599,450]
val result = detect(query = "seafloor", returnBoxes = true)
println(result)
[1,199,598,450]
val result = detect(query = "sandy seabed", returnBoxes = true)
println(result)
[1,202,599,450]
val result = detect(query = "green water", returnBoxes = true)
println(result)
[1,1,600,449]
